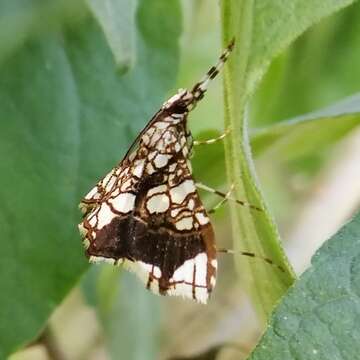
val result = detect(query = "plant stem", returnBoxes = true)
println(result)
[221,0,296,323]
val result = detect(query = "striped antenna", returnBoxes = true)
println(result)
[191,38,235,103]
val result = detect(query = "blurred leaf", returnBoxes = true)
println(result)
[84,267,161,360]
[252,1,360,126]
[167,345,223,360]
[249,210,360,360]
[252,93,360,159]
[167,343,250,360]
[0,0,181,357]
[0,0,86,64]
[87,0,137,71]
[245,0,357,95]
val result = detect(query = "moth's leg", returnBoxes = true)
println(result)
[207,184,234,214]
[193,129,230,146]
[197,183,283,273]
[195,182,262,212]
[217,248,285,273]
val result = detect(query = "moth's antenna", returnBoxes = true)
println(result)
[191,38,235,104]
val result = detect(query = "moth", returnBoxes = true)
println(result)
[79,40,235,304]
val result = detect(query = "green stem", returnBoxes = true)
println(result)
[221,0,296,323]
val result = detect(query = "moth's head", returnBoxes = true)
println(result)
[162,88,194,114]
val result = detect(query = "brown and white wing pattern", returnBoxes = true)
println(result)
[130,155,217,304]
[79,41,235,304]
[78,146,144,249]
[79,117,216,304]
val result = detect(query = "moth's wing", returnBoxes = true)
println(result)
[79,109,166,215]
[79,146,144,217]
[78,150,147,249]
[83,155,217,304]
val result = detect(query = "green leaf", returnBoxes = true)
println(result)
[0,0,86,64]
[0,0,181,357]
[246,0,357,95]
[220,0,357,322]
[83,267,161,360]
[87,0,137,72]
[251,1,360,126]
[249,210,360,360]
[252,93,360,159]
[221,1,296,324]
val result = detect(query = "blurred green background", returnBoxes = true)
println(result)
[1,0,360,359]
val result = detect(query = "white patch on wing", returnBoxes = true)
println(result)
[146,194,170,214]
[175,216,193,230]
[133,159,145,178]
[163,90,186,108]
[111,188,120,197]
[180,136,186,147]
[194,286,208,303]
[147,184,167,197]
[151,131,161,144]
[109,192,135,213]
[153,266,162,278]
[171,257,195,283]
[195,212,209,225]
[167,253,210,304]
[166,283,194,302]
[102,171,112,185]
[170,179,196,204]
[84,186,100,200]
[194,253,208,286]
[188,199,195,210]
[149,151,157,160]
[146,163,155,174]
[170,208,181,217]
[97,203,115,229]
[164,131,176,145]
[169,163,177,172]
[89,213,97,227]
[142,134,150,145]
[128,151,137,161]
[155,121,169,130]
[120,178,132,192]
[154,154,171,168]
[104,176,117,192]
